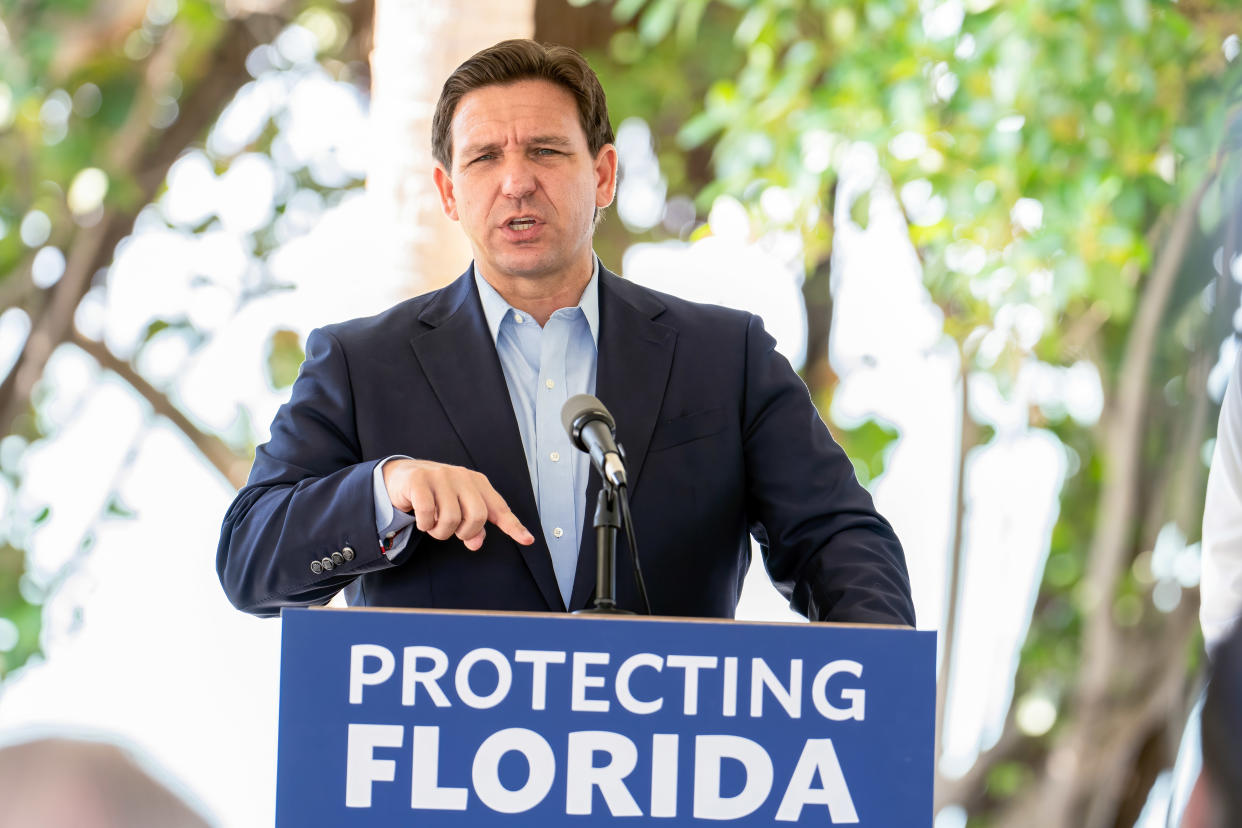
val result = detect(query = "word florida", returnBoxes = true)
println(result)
[346,726,861,822]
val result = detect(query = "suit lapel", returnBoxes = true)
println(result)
[409,268,564,612]
[568,268,677,611]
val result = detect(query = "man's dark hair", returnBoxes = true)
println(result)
[431,39,615,170]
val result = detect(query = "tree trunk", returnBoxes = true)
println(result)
[940,163,1227,826]
[936,339,974,774]
[800,253,836,399]
[367,0,536,297]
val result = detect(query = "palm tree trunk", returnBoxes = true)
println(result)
[368,0,537,296]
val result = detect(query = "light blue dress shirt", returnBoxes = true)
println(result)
[371,259,600,607]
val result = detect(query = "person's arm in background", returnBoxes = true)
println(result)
[1202,354,1242,653]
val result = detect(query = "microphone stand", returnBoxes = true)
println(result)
[574,482,632,615]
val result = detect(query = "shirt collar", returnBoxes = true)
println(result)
[474,256,600,346]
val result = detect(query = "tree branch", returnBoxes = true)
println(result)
[0,9,293,438]
[1079,163,1218,701]
[935,700,1026,812]
[992,600,1200,828]
[0,257,41,322]
[936,338,974,773]
[947,122,1240,825]
[69,328,249,489]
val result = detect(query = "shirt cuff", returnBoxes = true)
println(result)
[373,455,418,560]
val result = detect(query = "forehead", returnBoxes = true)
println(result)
[450,79,586,154]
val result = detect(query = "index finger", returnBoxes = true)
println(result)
[480,485,535,546]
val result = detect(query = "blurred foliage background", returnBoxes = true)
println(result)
[0,0,369,678]
[1,0,1240,825]
[579,2,1242,825]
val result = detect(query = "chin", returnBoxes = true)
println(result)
[495,255,563,279]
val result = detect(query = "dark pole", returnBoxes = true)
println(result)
[574,485,631,614]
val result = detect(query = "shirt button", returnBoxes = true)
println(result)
[550,451,560,462]
[553,527,564,539]
[514,313,525,324]
[545,378,555,389]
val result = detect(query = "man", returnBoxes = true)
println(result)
[1180,622,1242,827]
[216,39,914,625]
[1201,353,1242,652]
[1164,355,1242,827]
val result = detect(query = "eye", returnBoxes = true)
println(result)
[534,148,560,156]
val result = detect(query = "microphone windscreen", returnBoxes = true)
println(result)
[561,394,615,440]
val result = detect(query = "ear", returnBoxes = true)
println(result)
[593,143,619,209]
[433,165,459,221]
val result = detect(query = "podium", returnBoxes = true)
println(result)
[276,607,934,825]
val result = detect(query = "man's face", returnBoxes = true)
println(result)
[433,79,617,291]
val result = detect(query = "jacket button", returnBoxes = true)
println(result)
[342,546,355,561]
[310,560,322,575]
[331,552,344,566]
[321,557,335,571]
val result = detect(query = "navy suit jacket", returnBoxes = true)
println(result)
[217,266,915,624]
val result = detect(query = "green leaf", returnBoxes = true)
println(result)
[677,111,724,149]
[104,496,136,520]
[1121,0,1150,32]
[987,761,1033,798]
[830,417,900,487]
[734,5,772,47]
[849,189,871,230]
[675,0,711,46]
[142,318,172,343]
[611,0,649,23]
[1199,175,1223,233]
[265,329,305,390]
[638,0,679,44]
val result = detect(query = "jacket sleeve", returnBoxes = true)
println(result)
[740,314,916,626]
[1203,356,1242,652]
[216,328,410,617]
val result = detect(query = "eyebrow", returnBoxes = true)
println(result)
[526,135,573,147]
[460,135,574,158]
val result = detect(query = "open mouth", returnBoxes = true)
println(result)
[507,218,537,230]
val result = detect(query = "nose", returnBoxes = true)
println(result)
[500,157,536,200]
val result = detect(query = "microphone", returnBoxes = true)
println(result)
[561,394,627,488]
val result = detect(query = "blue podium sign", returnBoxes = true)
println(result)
[276,608,934,826]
